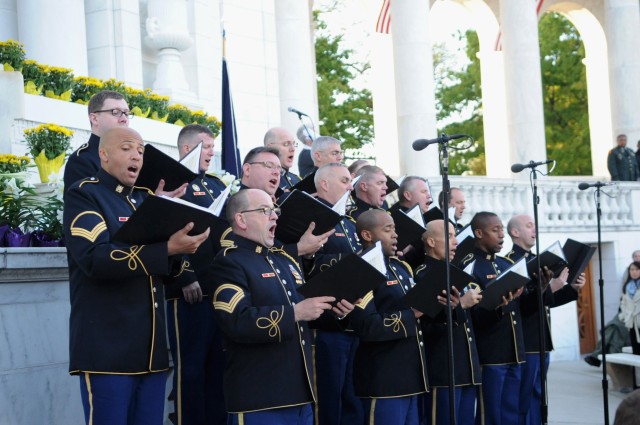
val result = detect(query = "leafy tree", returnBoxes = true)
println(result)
[314,11,373,150]
[539,12,591,175]
[433,31,485,175]
[433,13,591,175]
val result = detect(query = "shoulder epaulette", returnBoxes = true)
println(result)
[500,255,514,265]
[220,227,234,248]
[204,172,228,186]
[504,249,515,261]
[222,245,237,256]
[133,185,154,195]
[75,142,89,156]
[414,264,426,275]
[269,246,301,271]
[78,177,99,187]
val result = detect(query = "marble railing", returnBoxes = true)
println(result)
[428,177,640,231]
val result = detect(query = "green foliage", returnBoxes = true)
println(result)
[433,13,592,176]
[314,11,373,150]
[433,31,485,175]
[0,39,26,71]
[539,12,591,175]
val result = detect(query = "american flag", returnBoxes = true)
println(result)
[495,0,545,51]
[375,0,391,34]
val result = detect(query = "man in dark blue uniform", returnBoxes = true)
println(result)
[263,127,302,190]
[459,212,524,425]
[64,90,132,190]
[166,124,228,425]
[505,214,585,425]
[64,127,210,425]
[607,134,639,181]
[210,188,354,425]
[415,219,482,425]
[348,165,388,220]
[350,209,428,424]
[308,163,363,425]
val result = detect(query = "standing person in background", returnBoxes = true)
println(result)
[166,124,228,425]
[64,90,132,190]
[438,187,466,232]
[607,134,639,181]
[297,125,316,178]
[635,141,640,174]
[347,159,370,178]
[619,261,640,355]
[264,127,301,190]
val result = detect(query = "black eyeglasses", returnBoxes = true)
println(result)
[239,207,281,217]
[92,109,134,118]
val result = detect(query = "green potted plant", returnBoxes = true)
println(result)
[21,59,47,95]
[72,76,104,104]
[0,176,39,247]
[0,39,26,72]
[23,123,74,183]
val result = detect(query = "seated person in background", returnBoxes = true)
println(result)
[619,261,640,355]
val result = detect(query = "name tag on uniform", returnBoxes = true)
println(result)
[193,191,206,196]
[486,274,496,280]
[335,233,345,237]
[262,272,275,278]
[387,280,398,286]
[119,217,129,222]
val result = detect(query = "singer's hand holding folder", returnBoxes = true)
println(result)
[525,240,568,278]
[297,242,387,303]
[562,238,596,285]
[477,257,530,310]
[112,191,229,245]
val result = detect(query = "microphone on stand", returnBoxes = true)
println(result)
[578,181,615,190]
[412,134,468,151]
[287,107,309,118]
[511,160,554,173]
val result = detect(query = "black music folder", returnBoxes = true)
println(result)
[291,171,317,194]
[386,175,400,194]
[452,224,475,265]
[563,238,596,285]
[297,251,387,303]
[390,205,425,251]
[526,241,568,278]
[403,260,475,318]
[274,189,342,244]
[113,195,222,245]
[478,257,530,310]
[135,144,198,191]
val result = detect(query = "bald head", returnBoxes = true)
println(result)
[507,214,536,250]
[264,127,297,169]
[314,163,352,204]
[98,127,145,187]
[422,219,457,261]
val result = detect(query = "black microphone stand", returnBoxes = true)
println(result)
[435,133,457,424]
[526,165,549,424]
[291,111,315,143]
[594,185,610,425]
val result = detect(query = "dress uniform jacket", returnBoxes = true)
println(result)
[461,248,525,365]
[505,244,578,353]
[210,234,315,413]
[63,133,100,190]
[279,168,302,190]
[347,196,386,220]
[165,172,226,299]
[415,256,481,387]
[64,169,184,374]
[607,145,639,181]
[350,256,429,397]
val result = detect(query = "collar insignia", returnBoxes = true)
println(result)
[192,184,200,191]
[115,185,123,193]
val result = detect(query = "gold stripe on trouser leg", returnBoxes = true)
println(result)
[369,399,377,425]
[173,300,183,425]
[84,373,94,425]
[238,413,244,425]
[431,388,437,425]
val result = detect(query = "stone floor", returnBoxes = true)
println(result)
[548,359,630,424]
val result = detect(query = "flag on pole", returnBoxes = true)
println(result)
[375,0,391,34]
[221,50,241,177]
[494,0,545,51]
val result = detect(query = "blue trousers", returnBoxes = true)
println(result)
[518,353,549,425]
[476,364,521,425]
[227,403,313,425]
[426,386,477,425]
[79,371,166,425]
[167,298,227,425]
[362,395,421,425]
[314,330,363,425]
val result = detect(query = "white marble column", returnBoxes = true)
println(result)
[605,0,640,145]
[17,0,88,75]
[500,0,547,175]
[390,0,439,177]
[145,0,196,103]
[477,49,510,178]
[84,0,144,88]
[274,0,319,139]
[0,0,18,40]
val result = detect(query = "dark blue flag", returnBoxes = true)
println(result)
[221,58,241,177]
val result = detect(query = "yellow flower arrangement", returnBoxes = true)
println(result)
[41,65,74,100]
[24,123,73,182]
[126,87,152,118]
[167,103,194,126]
[0,39,25,71]
[21,59,47,95]
[72,76,104,104]
[0,154,30,174]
